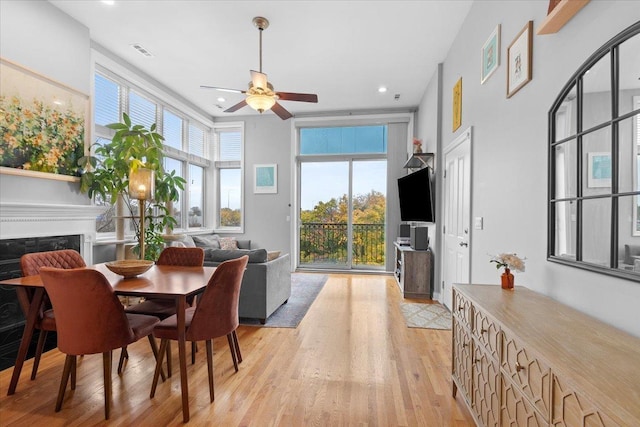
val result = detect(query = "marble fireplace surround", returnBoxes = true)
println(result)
[0,202,106,264]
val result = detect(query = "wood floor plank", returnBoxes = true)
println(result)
[0,273,474,426]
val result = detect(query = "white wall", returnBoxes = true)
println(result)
[214,115,293,254]
[416,1,640,336]
[0,0,91,206]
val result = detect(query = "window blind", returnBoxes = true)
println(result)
[129,91,156,129]
[94,74,120,126]
[163,110,183,150]
[219,131,241,161]
[188,123,204,156]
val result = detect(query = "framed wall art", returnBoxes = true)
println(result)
[587,152,611,188]
[506,21,533,98]
[481,24,501,84]
[452,77,462,132]
[0,57,89,181]
[254,164,278,194]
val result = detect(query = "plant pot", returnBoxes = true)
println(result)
[501,268,514,290]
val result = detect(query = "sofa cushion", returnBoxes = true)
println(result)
[220,237,238,250]
[204,248,268,263]
[193,234,220,249]
[181,235,196,247]
[236,239,251,249]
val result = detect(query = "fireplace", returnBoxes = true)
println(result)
[0,235,82,370]
[0,201,105,370]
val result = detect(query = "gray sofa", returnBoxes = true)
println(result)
[180,234,291,323]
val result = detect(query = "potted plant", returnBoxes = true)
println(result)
[78,113,185,260]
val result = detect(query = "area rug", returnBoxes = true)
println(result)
[400,302,451,330]
[240,273,328,328]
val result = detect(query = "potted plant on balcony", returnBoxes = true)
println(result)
[78,113,185,260]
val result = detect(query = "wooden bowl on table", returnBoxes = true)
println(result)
[105,260,154,278]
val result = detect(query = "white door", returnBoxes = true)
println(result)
[442,129,472,309]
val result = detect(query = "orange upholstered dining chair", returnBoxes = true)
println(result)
[150,255,248,409]
[19,249,86,380]
[39,267,161,420]
[122,246,205,374]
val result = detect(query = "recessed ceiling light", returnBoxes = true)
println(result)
[378,86,387,93]
[217,97,226,103]
[101,0,115,5]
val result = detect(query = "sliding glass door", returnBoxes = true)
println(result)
[298,159,386,270]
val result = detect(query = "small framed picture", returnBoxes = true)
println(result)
[481,24,501,84]
[587,152,611,188]
[254,164,277,194]
[452,77,462,132]
[507,21,533,98]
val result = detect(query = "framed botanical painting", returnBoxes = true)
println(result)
[481,24,501,84]
[254,164,277,194]
[0,57,89,181]
[506,21,533,98]
[587,152,611,188]
[452,78,462,132]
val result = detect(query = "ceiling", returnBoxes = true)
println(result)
[49,0,473,120]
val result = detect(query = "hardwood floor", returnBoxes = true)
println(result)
[0,274,474,426]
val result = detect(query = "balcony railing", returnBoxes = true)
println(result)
[300,222,385,266]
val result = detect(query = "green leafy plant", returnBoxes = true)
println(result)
[78,113,186,260]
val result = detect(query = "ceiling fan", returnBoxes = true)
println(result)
[201,16,318,120]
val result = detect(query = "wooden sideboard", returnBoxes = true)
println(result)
[452,284,640,427]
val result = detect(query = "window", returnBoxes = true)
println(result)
[548,22,640,281]
[92,66,211,236]
[129,91,156,130]
[214,126,244,230]
[163,109,183,150]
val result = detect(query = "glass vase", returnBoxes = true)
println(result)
[501,268,514,290]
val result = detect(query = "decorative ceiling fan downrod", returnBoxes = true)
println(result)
[253,16,269,74]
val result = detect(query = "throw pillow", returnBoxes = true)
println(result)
[181,235,197,248]
[219,237,238,250]
[267,250,281,261]
[193,234,220,249]
[236,239,251,249]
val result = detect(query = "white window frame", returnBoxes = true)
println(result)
[213,122,245,233]
[91,49,213,239]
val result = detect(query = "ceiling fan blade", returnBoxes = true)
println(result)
[250,70,268,89]
[200,85,245,94]
[276,92,318,103]
[224,100,248,113]
[271,102,293,120]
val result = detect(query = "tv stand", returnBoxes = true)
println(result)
[393,242,432,299]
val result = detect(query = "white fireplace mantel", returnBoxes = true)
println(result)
[0,202,107,264]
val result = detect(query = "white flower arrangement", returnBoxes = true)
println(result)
[490,253,526,272]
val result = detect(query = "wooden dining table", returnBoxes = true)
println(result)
[0,262,216,423]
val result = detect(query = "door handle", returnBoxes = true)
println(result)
[459,242,468,247]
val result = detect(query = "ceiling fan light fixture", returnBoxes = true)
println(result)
[246,93,276,113]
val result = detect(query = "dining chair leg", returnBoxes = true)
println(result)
[191,341,196,364]
[166,341,172,377]
[151,339,168,398]
[55,354,74,412]
[70,355,77,390]
[232,330,242,364]
[117,346,127,375]
[226,334,239,372]
[31,330,47,380]
[103,351,112,420]
[205,339,214,402]
[147,335,166,381]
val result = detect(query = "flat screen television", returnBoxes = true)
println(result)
[397,167,435,222]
